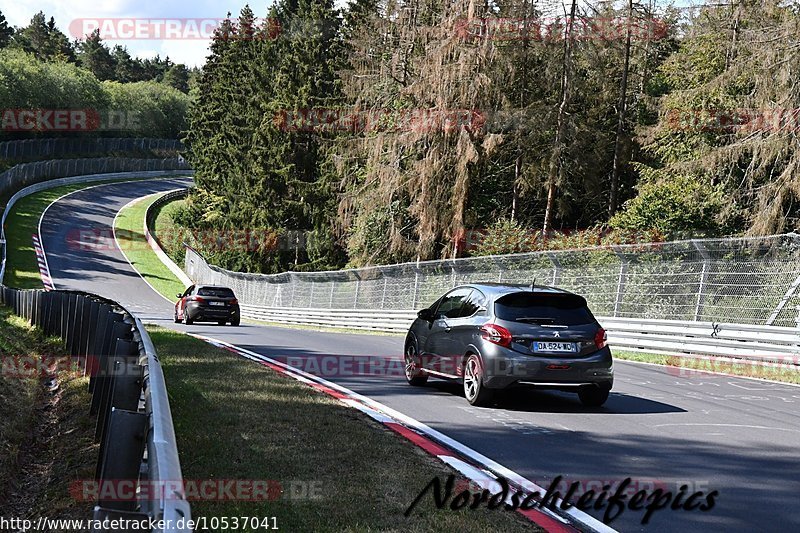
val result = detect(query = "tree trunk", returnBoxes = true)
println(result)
[543,0,577,234]
[609,0,634,216]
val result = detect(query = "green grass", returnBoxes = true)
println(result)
[114,192,188,301]
[150,326,538,532]
[614,350,800,385]
[3,183,98,289]
[0,305,97,519]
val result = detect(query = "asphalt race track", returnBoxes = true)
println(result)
[39,178,800,532]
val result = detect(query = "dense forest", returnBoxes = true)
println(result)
[0,11,192,139]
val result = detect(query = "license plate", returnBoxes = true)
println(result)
[209,301,225,306]
[533,341,576,353]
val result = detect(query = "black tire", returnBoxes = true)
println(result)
[173,310,181,323]
[184,313,194,325]
[404,340,428,386]
[217,320,226,326]
[463,354,494,407]
[578,386,610,407]
[230,317,240,326]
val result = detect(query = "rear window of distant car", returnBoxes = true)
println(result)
[494,292,594,325]
[197,287,236,298]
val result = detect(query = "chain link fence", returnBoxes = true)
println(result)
[0,137,183,161]
[185,233,800,327]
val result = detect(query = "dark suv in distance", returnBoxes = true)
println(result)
[174,285,240,326]
[404,283,613,407]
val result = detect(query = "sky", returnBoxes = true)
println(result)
[1,0,697,68]
[0,0,267,67]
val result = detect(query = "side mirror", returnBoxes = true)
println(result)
[176,294,183,299]
[417,308,434,322]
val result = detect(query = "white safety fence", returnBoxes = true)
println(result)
[183,235,800,363]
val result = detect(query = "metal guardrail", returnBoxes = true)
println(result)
[0,165,194,532]
[238,304,800,362]
[0,287,191,530]
[185,234,800,327]
[144,189,192,287]
[185,238,800,361]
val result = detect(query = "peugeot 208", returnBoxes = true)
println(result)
[404,284,613,407]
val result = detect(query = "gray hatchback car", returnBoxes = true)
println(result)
[404,283,613,407]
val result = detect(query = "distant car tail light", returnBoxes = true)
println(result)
[192,296,205,303]
[480,324,512,347]
[595,327,607,349]
[230,298,238,305]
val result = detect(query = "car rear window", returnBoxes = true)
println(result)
[197,287,236,298]
[494,292,594,325]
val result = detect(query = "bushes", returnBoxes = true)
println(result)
[0,49,189,139]
[610,174,725,239]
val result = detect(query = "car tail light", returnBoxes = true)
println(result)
[595,328,607,349]
[480,324,512,347]
[230,298,238,305]
[192,296,205,303]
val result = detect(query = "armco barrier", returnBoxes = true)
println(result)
[238,304,800,362]
[144,188,192,287]
[0,287,191,530]
[184,236,800,362]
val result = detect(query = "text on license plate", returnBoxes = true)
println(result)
[533,342,576,353]
[209,301,225,306]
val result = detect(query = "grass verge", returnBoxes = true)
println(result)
[614,350,800,385]
[3,183,98,289]
[0,305,97,519]
[114,192,187,301]
[150,325,538,532]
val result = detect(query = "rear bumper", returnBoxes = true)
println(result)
[481,344,613,390]
[186,303,240,320]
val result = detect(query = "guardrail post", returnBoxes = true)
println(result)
[611,246,628,318]
[96,409,148,511]
[692,240,711,321]
[90,318,129,409]
[329,280,335,308]
[96,340,139,456]
[450,262,458,288]
[309,280,315,307]
[90,304,117,384]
